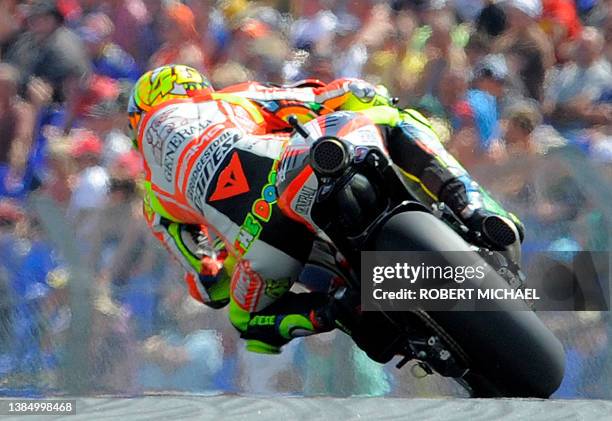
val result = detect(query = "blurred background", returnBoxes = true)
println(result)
[0,0,610,398]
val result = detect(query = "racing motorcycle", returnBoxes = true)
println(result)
[277,111,565,398]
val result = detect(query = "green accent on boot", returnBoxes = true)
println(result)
[278,314,314,339]
[229,300,250,332]
[246,340,281,354]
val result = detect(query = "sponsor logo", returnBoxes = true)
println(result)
[162,120,212,182]
[351,126,383,147]
[144,105,210,167]
[294,186,316,215]
[186,130,242,208]
[250,315,276,326]
[354,146,369,162]
[230,260,262,311]
[233,168,278,256]
[145,107,178,164]
[208,152,250,201]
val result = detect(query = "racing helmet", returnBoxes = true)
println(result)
[128,64,213,145]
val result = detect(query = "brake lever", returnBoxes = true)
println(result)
[288,115,310,139]
[432,202,494,248]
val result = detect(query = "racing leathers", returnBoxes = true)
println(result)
[141,78,395,310]
[137,82,522,354]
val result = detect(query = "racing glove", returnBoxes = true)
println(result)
[341,81,394,111]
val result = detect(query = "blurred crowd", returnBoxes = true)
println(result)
[0,0,610,397]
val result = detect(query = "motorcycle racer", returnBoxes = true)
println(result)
[127,65,396,311]
[129,64,524,354]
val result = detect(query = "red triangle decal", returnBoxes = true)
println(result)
[209,152,250,201]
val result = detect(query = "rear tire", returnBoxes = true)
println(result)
[371,211,566,398]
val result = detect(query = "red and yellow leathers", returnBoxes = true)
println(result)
[137,78,392,311]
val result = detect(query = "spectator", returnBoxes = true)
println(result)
[66,130,109,223]
[502,101,543,157]
[3,0,90,101]
[106,0,153,67]
[464,33,491,69]
[149,2,207,72]
[75,75,133,166]
[544,27,612,129]
[541,0,583,44]
[185,0,229,66]
[290,0,338,52]
[0,0,22,50]
[476,2,508,37]
[420,56,509,168]
[335,2,391,79]
[415,11,468,99]
[38,134,74,204]
[0,64,34,197]
[467,54,508,151]
[211,61,252,89]
[495,0,555,101]
[78,12,141,82]
[454,0,486,22]
[0,64,52,198]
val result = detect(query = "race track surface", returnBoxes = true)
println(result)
[3,396,611,420]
